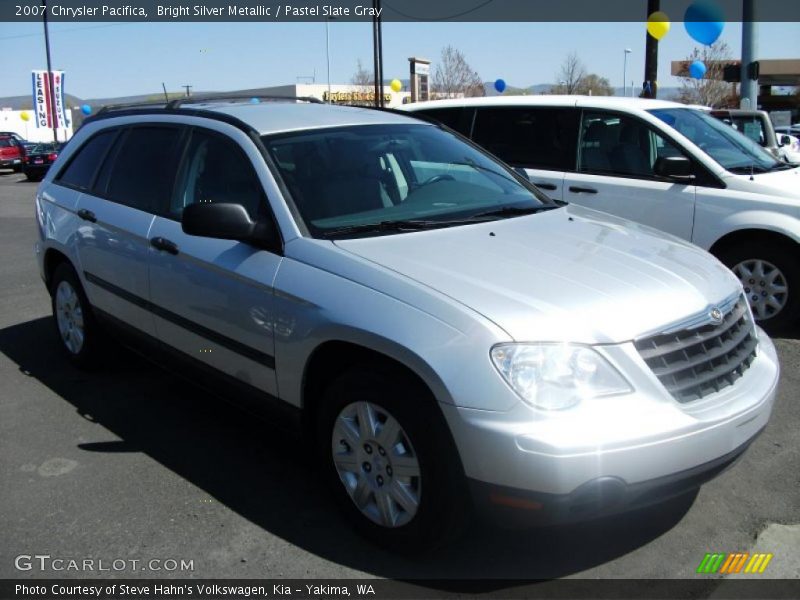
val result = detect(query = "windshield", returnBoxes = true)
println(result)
[648,108,781,172]
[262,123,553,238]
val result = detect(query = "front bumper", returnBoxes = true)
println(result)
[443,329,779,522]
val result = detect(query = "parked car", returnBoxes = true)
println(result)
[0,134,25,172]
[0,131,35,154]
[709,108,800,165]
[22,142,62,182]
[404,96,800,329]
[35,99,778,549]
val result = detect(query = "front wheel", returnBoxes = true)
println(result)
[718,241,799,331]
[317,368,467,551]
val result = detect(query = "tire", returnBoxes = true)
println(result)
[317,367,468,551]
[718,240,800,331]
[50,263,103,368]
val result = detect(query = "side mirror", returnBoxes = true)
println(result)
[654,156,695,181]
[780,135,792,147]
[182,203,280,252]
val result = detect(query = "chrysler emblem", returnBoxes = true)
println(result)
[709,307,724,324]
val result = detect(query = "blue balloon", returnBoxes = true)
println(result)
[689,60,707,79]
[80,104,92,115]
[494,79,506,93]
[250,97,260,104]
[684,2,724,46]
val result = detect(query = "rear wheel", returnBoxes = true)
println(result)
[718,241,799,331]
[50,263,103,368]
[317,367,467,551]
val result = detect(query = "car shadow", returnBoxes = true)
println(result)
[0,317,695,586]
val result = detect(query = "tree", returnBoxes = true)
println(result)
[550,52,587,94]
[431,45,485,99]
[677,41,736,108]
[575,74,614,96]
[351,59,374,86]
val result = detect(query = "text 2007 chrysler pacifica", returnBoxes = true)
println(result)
[34,99,779,549]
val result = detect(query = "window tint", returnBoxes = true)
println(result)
[170,129,264,219]
[56,130,116,190]
[105,127,182,213]
[472,107,580,171]
[0,139,11,148]
[579,112,685,178]
[413,107,473,136]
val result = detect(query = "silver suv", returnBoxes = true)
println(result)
[35,98,779,549]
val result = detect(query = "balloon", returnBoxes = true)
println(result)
[646,11,671,40]
[20,111,30,121]
[684,2,724,46]
[390,79,402,92]
[494,79,506,93]
[80,104,92,115]
[250,97,260,104]
[689,60,707,79]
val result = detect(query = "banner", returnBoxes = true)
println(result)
[31,70,67,129]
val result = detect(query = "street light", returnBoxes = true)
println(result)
[623,48,632,97]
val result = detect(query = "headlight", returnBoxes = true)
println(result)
[490,343,632,410]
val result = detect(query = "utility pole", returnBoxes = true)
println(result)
[643,0,659,98]
[372,0,383,107]
[740,0,758,109]
[41,0,58,143]
[182,85,192,97]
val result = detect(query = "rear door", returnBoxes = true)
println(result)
[470,106,580,201]
[563,110,696,240]
[71,125,184,336]
[147,125,281,396]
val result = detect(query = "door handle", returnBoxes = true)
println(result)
[533,182,558,191]
[76,209,96,223]
[569,186,598,194]
[150,237,179,255]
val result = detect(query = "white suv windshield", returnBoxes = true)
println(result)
[263,123,552,238]
[649,108,782,173]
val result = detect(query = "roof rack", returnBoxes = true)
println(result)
[95,100,169,115]
[166,94,323,109]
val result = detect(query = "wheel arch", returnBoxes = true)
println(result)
[709,228,799,257]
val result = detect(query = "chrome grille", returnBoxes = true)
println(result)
[635,296,758,403]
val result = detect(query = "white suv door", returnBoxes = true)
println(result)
[146,126,281,397]
[563,110,696,240]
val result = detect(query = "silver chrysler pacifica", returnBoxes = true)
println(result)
[34,98,779,549]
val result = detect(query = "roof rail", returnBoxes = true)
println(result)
[95,100,169,115]
[166,94,323,109]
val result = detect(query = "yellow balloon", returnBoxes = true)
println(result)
[390,79,402,93]
[20,111,30,121]
[647,11,671,40]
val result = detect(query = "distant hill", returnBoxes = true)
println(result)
[483,81,681,100]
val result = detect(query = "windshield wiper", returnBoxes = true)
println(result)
[728,165,769,175]
[320,219,446,238]
[467,205,558,219]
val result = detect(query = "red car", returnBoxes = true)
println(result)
[0,134,25,172]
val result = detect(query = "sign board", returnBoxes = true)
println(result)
[32,70,68,129]
[414,62,430,76]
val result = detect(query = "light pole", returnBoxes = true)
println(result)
[623,48,632,97]
[325,18,332,101]
[41,0,58,143]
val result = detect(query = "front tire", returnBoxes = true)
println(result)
[50,263,103,368]
[317,367,467,551]
[718,241,799,331]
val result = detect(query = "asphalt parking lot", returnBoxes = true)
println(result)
[0,169,798,586]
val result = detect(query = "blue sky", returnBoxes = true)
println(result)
[0,20,798,100]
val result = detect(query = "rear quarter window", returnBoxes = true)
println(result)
[55,129,118,190]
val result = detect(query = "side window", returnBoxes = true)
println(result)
[170,129,264,220]
[56,130,117,190]
[578,112,686,179]
[472,107,580,171]
[414,107,473,137]
[104,127,183,213]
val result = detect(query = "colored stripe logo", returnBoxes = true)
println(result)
[697,552,773,574]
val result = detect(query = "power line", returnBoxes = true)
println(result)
[382,0,496,21]
[0,23,136,41]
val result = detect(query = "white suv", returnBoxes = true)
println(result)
[404,96,800,330]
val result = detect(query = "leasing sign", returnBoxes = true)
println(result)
[31,70,67,129]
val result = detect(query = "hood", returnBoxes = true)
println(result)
[334,205,741,344]
[725,165,800,200]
